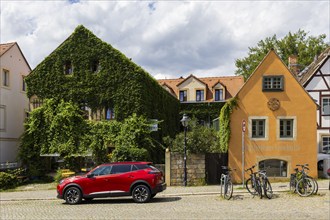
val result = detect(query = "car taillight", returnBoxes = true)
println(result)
[148,170,160,175]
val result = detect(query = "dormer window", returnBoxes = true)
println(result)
[215,89,223,101]
[263,75,284,91]
[179,90,187,102]
[196,90,204,102]
[91,60,100,73]
[64,61,73,75]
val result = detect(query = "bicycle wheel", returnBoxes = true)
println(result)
[256,179,263,199]
[224,180,233,200]
[307,176,318,195]
[263,178,273,199]
[245,178,257,195]
[296,177,315,197]
[289,174,296,193]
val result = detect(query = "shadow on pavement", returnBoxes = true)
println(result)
[61,197,182,205]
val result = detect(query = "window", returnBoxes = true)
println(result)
[321,97,330,115]
[179,90,187,102]
[215,89,223,101]
[31,98,43,110]
[280,119,293,138]
[2,69,10,87]
[251,119,265,138]
[91,60,100,73]
[259,159,287,177]
[263,75,284,91]
[91,166,112,176]
[196,90,204,101]
[105,108,115,120]
[22,76,26,92]
[110,165,132,174]
[64,61,73,75]
[0,105,5,131]
[322,136,330,152]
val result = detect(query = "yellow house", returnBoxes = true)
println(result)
[228,50,317,183]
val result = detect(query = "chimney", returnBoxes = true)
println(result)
[288,55,299,75]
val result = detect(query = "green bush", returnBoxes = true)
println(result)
[164,118,220,154]
[0,172,17,190]
[54,169,63,183]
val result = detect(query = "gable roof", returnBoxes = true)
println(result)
[0,42,15,56]
[299,46,330,86]
[0,42,31,71]
[235,49,316,105]
[158,75,244,102]
[176,74,207,87]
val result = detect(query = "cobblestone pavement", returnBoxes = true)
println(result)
[0,180,329,219]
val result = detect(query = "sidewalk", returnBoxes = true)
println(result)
[0,180,328,201]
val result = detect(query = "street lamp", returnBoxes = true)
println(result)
[180,114,190,186]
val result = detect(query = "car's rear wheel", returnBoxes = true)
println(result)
[132,185,151,203]
[64,186,82,205]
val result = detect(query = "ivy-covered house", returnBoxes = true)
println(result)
[26,25,180,146]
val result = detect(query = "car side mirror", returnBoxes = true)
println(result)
[87,173,95,178]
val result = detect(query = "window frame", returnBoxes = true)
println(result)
[248,116,268,140]
[179,90,187,102]
[21,75,27,92]
[277,116,296,140]
[214,89,223,101]
[2,69,10,88]
[64,61,73,75]
[321,97,330,116]
[195,89,204,102]
[321,135,330,149]
[105,108,115,120]
[262,75,284,91]
[0,105,6,132]
[259,159,288,177]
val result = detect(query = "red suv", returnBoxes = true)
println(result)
[57,162,166,204]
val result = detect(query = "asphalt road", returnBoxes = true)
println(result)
[1,191,329,220]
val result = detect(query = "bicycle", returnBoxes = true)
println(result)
[245,165,263,199]
[220,166,235,200]
[289,168,299,193]
[292,164,318,197]
[258,170,273,199]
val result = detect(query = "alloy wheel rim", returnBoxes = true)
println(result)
[134,187,148,202]
[67,189,79,203]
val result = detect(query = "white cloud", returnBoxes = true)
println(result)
[1,1,329,79]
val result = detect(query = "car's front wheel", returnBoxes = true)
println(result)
[64,186,82,205]
[132,185,151,203]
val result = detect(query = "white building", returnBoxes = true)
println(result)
[299,47,330,178]
[299,47,330,153]
[0,42,31,168]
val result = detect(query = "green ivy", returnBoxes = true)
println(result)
[219,98,237,153]
[180,102,225,122]
[26,25,180,141]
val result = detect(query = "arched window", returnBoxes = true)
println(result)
[259,159,287,177]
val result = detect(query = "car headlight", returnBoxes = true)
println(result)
[59,179,64,185]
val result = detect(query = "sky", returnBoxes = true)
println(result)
[1,0,329,79]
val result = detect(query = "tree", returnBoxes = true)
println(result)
[235,30,328,80]
[163,118,220,154]
[19,99,90,173]
[111,114,162,162]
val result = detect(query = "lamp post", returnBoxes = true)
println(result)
[180,114,190,187]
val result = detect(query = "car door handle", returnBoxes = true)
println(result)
[128,175,134,178]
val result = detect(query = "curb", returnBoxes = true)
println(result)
[1,188,328,201]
